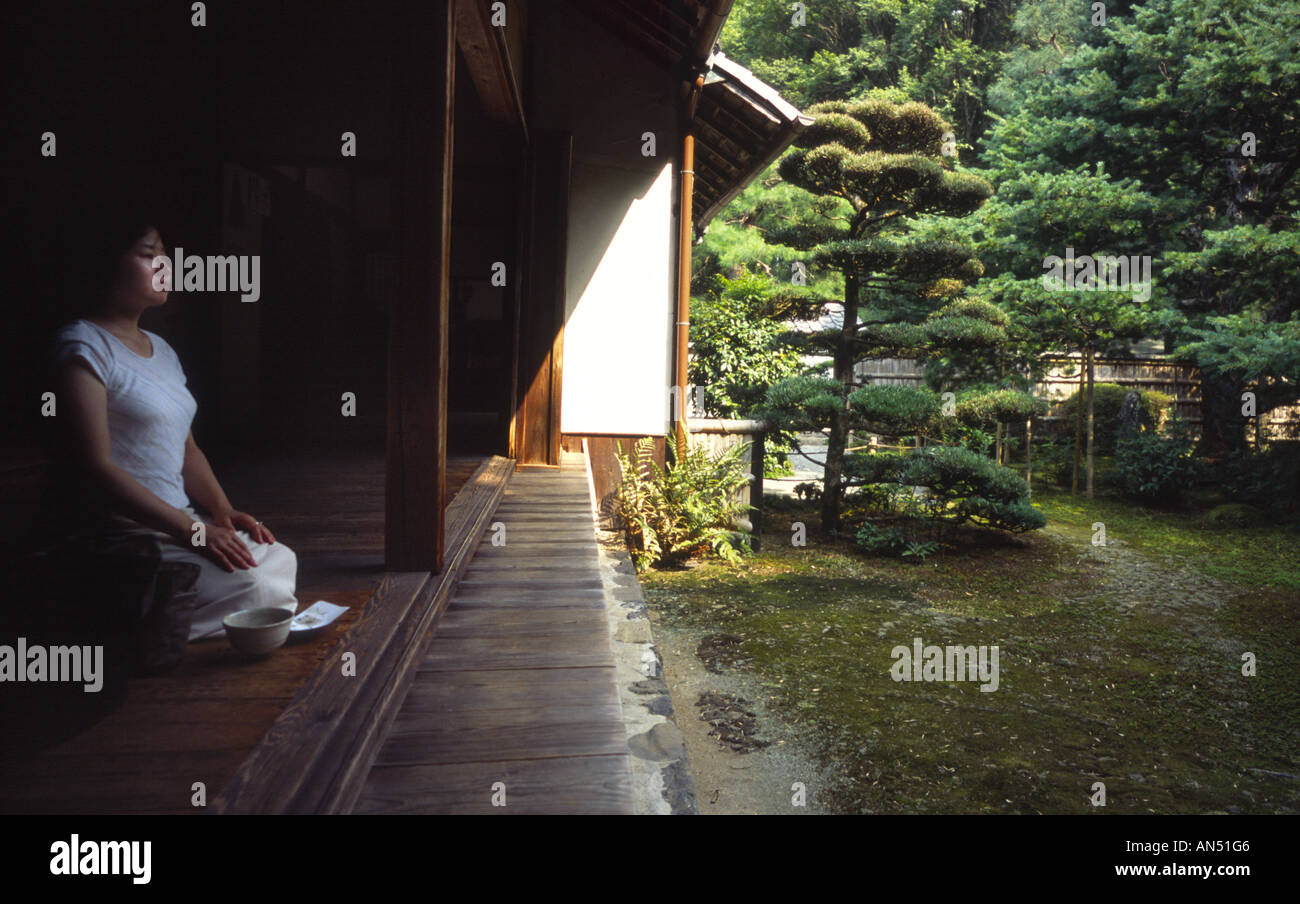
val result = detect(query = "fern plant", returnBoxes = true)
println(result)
[614,436,755,572]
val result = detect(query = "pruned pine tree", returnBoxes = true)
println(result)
[761,98,1008,530]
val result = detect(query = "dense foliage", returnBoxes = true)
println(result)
[683,0,1299,543]
[1114,421,1203,503]
[1053,384,1173,455]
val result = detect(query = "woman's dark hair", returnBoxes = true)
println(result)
[57,192,165,322]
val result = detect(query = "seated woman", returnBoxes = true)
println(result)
[46,207,297,641]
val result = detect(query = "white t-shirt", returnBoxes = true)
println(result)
[49,319,198,510]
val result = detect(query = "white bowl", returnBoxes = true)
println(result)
[222,607,295,657]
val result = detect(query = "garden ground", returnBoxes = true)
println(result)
[639,489,1300,814]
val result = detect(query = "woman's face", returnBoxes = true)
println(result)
[110,227,170,312]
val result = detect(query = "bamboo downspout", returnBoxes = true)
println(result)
[674,76,703,454]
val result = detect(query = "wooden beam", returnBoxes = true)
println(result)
[698,90,776,151]
[567,0,677,70]
[455,0,528,140]
[386,0,455,572]
[693,119,751,177]
[608,0,692,57]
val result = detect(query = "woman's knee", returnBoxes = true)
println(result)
[259,540,297,580]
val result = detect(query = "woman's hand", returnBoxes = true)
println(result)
[200,522,258,572]
[199,510,274,573]
[222,510,277,545]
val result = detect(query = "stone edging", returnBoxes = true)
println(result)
[595,530,699,815]
[579,439,698,814]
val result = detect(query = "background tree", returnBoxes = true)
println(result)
[978,0,1300,456]
[969,165,1168,494]
[721,0,1020,146]
[688,267,804,475]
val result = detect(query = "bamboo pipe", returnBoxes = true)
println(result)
[673,77,703,454]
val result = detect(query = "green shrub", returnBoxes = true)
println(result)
[854,521,940,561]
[1203,503,1265,528]
[688,270,803,419]
[1054,383,1174,455]
[614,436,754,572]
[1033,436,1077,486]
[845,445,1045,533]
[1222,447,1300,517]
[855,522,908,554]
[1114,419,1203,503]
[934,419,996,457]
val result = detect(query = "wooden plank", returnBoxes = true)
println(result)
[439,592,607,608]
[399,666,621,712]
[476,537,594,547]
[386,0,454,572]
[467,550,598,563]
[358,449,639,812]
[355,754,635,814]
[420,640,614,671]
[374,715,626,765]
[433,616,610,640]
[470,547,598,559]
[432,606,607,628]
[503,481,589,490]
[464,565,601,580]
[389,702,623,735]
[455,579,605,592]
[502,485,591,493]
[487,517,594,525]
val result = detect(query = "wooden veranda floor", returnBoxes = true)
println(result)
[356,451,637,814]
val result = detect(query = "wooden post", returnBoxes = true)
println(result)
[506,147,530,460]
[512,130,571,466]
[1085,346,1096,498]
[386,0,455,572]
[1025,417,1033,499]
[750,430,764,553]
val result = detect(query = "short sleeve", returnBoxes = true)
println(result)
[50,324,112,387]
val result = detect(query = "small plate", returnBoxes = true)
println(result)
[287,600,349,641]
